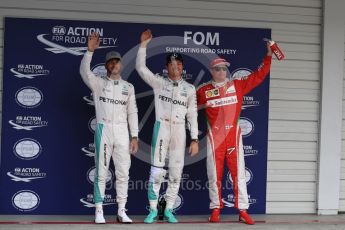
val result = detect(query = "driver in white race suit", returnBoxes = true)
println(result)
[136,29,199,223]
[80,32,139,224]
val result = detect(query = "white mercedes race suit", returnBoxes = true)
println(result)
[80,51,138,208]
[136,47,198,209]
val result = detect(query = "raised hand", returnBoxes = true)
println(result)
[140,29,152,48]
[88,32,100,52]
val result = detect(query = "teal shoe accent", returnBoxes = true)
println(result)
[164,209,178,223]
[144,209,158,224]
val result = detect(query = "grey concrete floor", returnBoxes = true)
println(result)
[0,214,345,230]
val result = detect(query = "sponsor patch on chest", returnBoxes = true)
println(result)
[205,88,220,98]
[122,85,129,95]
[226,85,236,94]
[180,87,187,97]
[206,95,238,107]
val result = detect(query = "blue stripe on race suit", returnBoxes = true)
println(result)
[94,123,104,204]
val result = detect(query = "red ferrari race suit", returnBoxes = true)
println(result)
[197,56,271,210]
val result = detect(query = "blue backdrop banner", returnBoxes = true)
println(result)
[0,17,270,215]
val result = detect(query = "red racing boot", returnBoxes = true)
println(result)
[208,208,220,223]
[239,210,255,225]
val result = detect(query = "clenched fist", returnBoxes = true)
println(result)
[140,29,152,48]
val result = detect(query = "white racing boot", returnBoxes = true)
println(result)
[95,209,106,224]
[117,208,133,223]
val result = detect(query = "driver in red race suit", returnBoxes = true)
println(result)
[197,42,272,225]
